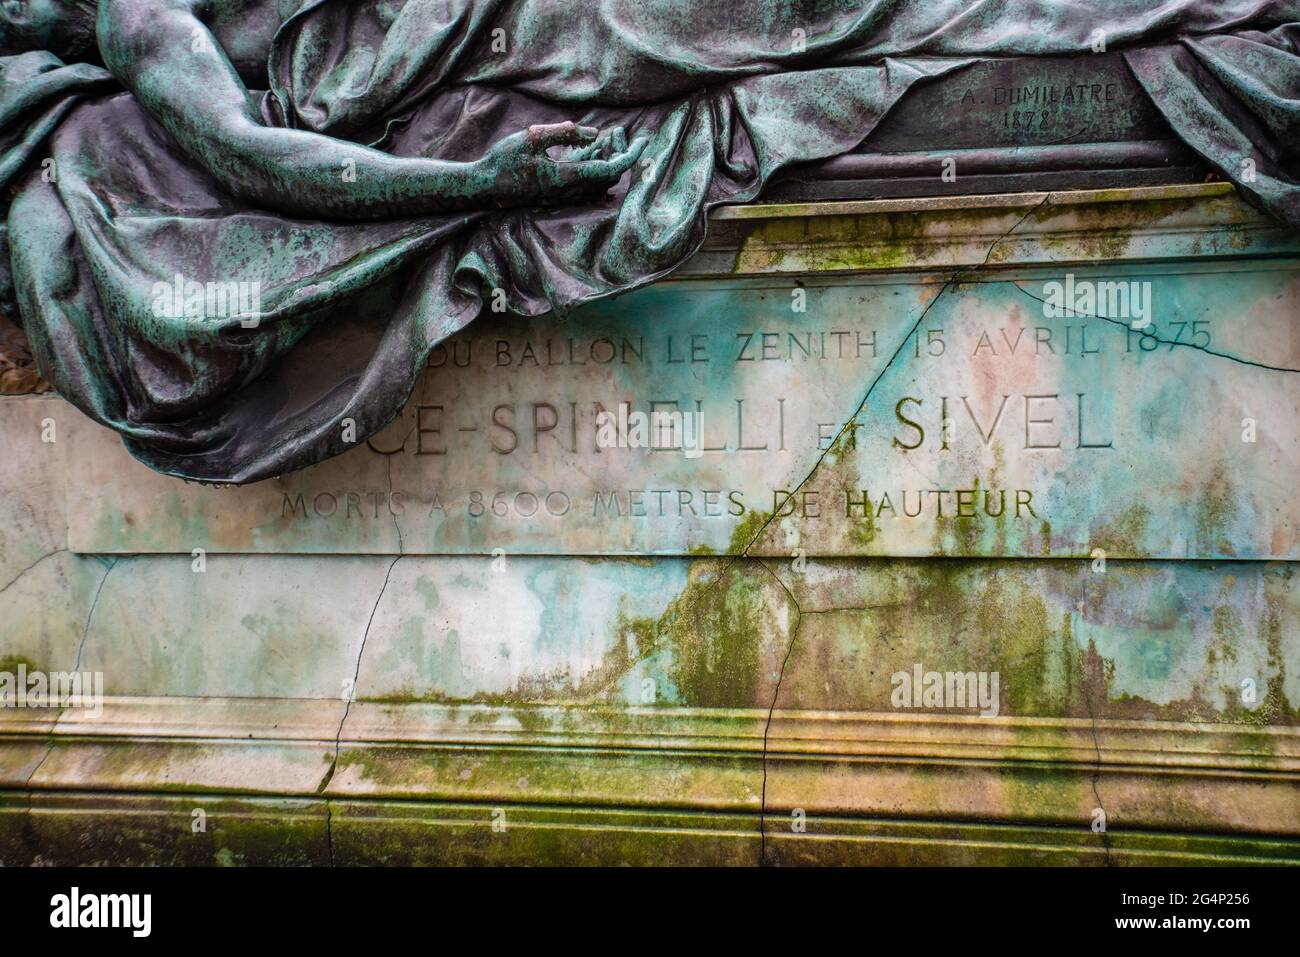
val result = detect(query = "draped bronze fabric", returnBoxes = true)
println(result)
[3,1,1298,483]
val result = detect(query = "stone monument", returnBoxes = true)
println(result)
[0,0,1298,866]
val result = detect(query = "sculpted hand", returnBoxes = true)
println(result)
[480,122,648,206]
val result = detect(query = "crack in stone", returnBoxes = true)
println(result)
[743,198,1052,864]
[731,196,1053,562]
[386,428,413,554]
[0,548,66,598]
[586,198,1058,853]
[732,283,957,560]
[321,555,402,866]
[22,742,55,788]
[9,551,102,862]
[756,558,802,867]
[16,558,115,860]
[799,601,910,616]
[315,758,337,795]
[74,558,117,673]
[1006,282,1300,375]
[1084,695,1113,866]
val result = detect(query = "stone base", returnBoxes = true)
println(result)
[2,184,1298,865]
[3,697,1297,865]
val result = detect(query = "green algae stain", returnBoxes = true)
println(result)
[1207,605,1241,669]
[727,508,773,556]
[662,564,774,709]
[848,491,878,547]
[0,655,40,675]
[1194,463,1238,557]
[1092,503,1150,557]
[972,576,1060,715]
[1220,592,1299,729]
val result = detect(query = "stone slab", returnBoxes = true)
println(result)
[61,258,1300,558]
[5,187,1300,867]
[42,552,1297,723]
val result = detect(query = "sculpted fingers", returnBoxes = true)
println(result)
[569,126,629,162]
[502,126,653,203]
[577,134,648,183]
[543,135,649,198]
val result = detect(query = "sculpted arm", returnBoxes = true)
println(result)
[96,0,643,219]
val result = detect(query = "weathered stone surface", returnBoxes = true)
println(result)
[772,559,1300,721]
[78,556,394,699]
[60,188,1300,559]
[0,396,108,678]
[0,395,67,586]
[4,693,1296,865]
[38,552,1296,723]
[14,794,331,867]
[353,556,795,709]
[3,185,1298,865]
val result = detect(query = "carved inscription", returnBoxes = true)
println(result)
[63,267,1299,558]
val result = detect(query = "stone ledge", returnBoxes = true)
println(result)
[3,697,1295,843]
[690,183,1300,277]
[6,695,1297,766]
[712,183,1241,221]
[2,790,1297,866]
